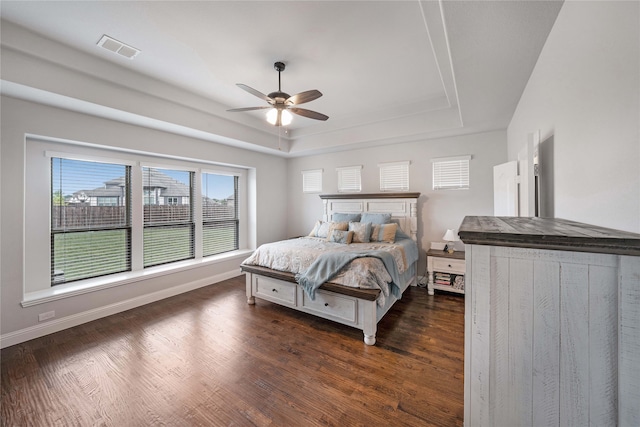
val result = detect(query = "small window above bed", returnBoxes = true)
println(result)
[336,165,362,193]
[431,155,471,190]
[302,169,323,193]
[378,161,410,191]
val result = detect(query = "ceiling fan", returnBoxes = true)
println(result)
[227,61,329,127]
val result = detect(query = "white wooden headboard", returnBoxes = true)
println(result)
[320,193,420,241]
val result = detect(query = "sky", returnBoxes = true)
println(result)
[52,158,235,200]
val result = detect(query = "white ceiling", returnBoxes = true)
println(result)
[0,1,563,157]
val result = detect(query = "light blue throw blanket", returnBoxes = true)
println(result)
[295,231,418,301]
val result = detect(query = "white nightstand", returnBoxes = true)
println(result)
[426,249,465,296]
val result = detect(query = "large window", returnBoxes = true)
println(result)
[143,167,195,267]
[202,173,239,256]
[51,157,131,285]
[33,142,248,297]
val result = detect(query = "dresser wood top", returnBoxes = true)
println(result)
[458,216,640,256]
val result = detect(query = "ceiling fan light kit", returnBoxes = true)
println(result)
[228,61,328,127]
[266,108,292,126]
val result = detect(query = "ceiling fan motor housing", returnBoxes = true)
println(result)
[267,91,291,104]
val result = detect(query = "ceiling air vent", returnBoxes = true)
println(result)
[97,35,140,60]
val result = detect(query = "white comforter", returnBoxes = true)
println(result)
[242,237,410,306]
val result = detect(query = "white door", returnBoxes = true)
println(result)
[517,132,537,217]
[493,161,518,216]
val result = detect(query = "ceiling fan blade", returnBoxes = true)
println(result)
[289,107,329,121]
[236,84,273,103]
[227,106,271,112]
[286,90,323,105]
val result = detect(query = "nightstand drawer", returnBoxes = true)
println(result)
[432,257,465,273]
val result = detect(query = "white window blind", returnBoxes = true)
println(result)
[302,169,323,193]
[51,157,131,285]
[202,173,239,257]
[142,167,194,267]
[337,165,362,193]
[379,161,410,191]
[432,156,471,190]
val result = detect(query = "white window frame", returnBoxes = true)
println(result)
[302,169,323,193]
[201,171,240,257]
[23,138,250,306]
[141,165,195,268]
[336,165,362,193]
[432,155,471,190]
[378,160,410,191]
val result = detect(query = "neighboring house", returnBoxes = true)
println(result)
[67,169,192,206]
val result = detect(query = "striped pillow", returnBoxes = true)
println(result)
[370,223,397,243]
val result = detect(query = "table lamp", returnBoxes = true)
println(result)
[443,229,459,254]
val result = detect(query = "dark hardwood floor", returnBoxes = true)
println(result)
[1,276,464,426]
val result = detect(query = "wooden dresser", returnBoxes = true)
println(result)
[458,216,640,427]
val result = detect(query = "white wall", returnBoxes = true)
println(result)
[508,1,640,233]
[0,95,288,345]
[287,130,506,275]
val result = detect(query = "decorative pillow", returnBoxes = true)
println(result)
[315,222,332,238]
[309,221,348,238]
[361,212,392,225]
[328,229,354,244]
[349,221,372,243]
[370,223,398,243]
[332,213,361,223]
[326,221,348,238]
[308,220,323,237]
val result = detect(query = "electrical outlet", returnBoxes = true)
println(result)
[38,311,55,322]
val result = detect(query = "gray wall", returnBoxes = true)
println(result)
[508,1,640,233]
[287,130,507,275]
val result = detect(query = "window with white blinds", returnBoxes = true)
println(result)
[51,157,131,285]
[379,161,410,191]
[302,169,323,193]
[432,155,471,190]
[143,167,194,267]
[202,173,239,257]
[337,165,362,193]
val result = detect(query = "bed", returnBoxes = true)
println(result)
[241,193,420,345]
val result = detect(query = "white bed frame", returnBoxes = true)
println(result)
[244,192,420,345]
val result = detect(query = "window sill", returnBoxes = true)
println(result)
[21,249,253,307]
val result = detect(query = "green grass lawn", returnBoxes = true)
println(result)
[53,224,237,284]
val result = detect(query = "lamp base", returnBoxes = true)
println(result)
[444,243,455,254]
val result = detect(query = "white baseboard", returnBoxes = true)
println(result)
[1,269,242,349]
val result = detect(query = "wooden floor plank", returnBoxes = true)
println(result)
[1,275,464,426]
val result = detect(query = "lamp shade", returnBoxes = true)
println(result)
[442,229,459,242]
